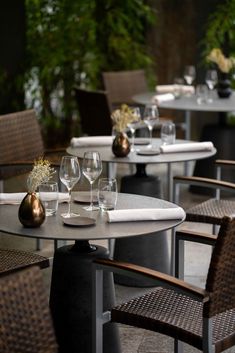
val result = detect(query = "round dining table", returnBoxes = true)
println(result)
[67,137,216,202]
[0,192,184,353]
[133,91,235,141]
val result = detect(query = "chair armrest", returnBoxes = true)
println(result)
[176,229,217,246]
[215,159,235,168]
[94,258,209,302]
[173,175,235,192]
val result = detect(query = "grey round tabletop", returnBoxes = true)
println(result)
[0,193,185,242]
[67,138,216,165]
[133,91,235,112]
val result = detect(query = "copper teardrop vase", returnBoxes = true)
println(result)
[18,192,45,228]
[112,132,130,157]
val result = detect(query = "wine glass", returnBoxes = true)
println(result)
[143,104,159,148]
[59,156,81,218]
[82,151,102,211]
[127,107,141,152]
[184,65,196,85]
[205,69,218,102]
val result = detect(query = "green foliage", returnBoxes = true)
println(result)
[203,0,235,56]
[24,0,156,145]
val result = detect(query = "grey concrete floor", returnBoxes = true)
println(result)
[1,161,233,353]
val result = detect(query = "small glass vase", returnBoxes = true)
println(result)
[217,72,232,98]
[18,192,45,227]
[112,131,130,157]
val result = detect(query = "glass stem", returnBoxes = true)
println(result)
[131,129,135,151]
[149,127,153,146]
[68,188,72,215]
[90,182,94,209]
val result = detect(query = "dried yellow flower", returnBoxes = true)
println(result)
[207,48,235,73]
[27,158,55,192]
[111,104,140,133]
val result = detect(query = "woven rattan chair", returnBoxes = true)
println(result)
[0,109,65,250]
[173,159,235,229]
[0,266,58,353]
[102,69,148,108]
[74,87,113,136]
[0,248,50,276]
[92,216,235,353]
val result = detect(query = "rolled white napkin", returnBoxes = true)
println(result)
[155,84,195,95]
[0,192,70,205]
[71,136,113,147]
[106,207,185,223]
[160,141,214,154]
[152,93,175,104]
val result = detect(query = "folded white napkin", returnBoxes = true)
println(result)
[152,93,175,104]
[71,136,113,147]
[0,192,70,205]
[106,207,185,223]
[156,84,195,95]
[160,141,214,154]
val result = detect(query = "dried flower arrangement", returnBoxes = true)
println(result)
[27,158,55,193]
[111,104,140,133]
[207,48,235,73]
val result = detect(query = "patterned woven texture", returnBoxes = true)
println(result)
[186,199,235,225]
[0,248,49,275]
[111,217,235,353]
[0,266,58,353]
[0,109,44,179]
[102,69,148,106]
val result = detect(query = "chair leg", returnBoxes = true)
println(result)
[92,267,104,353]
[36,239,43,251]
[174,339,184,353]
[175,237,184,279]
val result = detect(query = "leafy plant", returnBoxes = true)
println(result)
[203,0,235,56]
[24,0,156,146]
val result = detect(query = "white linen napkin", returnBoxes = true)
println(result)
[0,192,70,205]
[152,93,175,104]
[160,141,214,154]
[70,136,113,147]
[155,84,195,95]
[106,207,185,223]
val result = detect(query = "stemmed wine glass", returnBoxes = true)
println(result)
[59,156,81,218]
[82,151,102,211]
[184,65,196,85]
[143,104,159,148]
[127,107,141,152]
[205,69,218,102]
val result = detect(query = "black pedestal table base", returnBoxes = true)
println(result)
[50,242,121,353]
[114,163,170,287]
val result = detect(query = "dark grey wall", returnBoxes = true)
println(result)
[0,0,26,113]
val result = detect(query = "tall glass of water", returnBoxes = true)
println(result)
[143,104,159,148]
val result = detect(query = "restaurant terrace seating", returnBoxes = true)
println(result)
[102,69,148,109]
[0,248,50,276]
[74,87,113,136]
[0,266,58,353]
[92,216,235,353]
[173,159,235,233]
[0,109,65,250]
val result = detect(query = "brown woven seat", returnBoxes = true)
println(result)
[0,248,50,276]
[174,160,235,229]
[102,69,148,108]
[0,266,58,353]
[186,198,235,224]
[93,216,235,353]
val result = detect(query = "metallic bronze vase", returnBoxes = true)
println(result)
[18,192,45,228]
[112,132,130,157]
